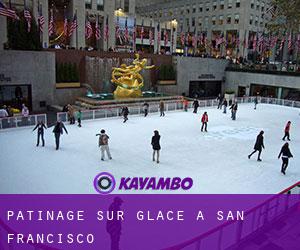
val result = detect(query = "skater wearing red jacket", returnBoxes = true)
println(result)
[282,121,291,141]
[201,112,208,132]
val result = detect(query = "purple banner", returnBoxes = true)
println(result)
[0,194,299,250]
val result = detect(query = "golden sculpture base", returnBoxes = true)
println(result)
[113,87,143,99]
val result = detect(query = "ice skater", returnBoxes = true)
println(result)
[201,112,208,132]
[159,100,165,117]
[282,121,291,141]
[222,98,228,114]
[121,106,129,123]
[278,142,293,175]
[217,94,222,109]
[248,130,265,161]
[151,130,161,164]
[230,102,238,120]
[67,104,75,125]
[52,121,68,150]
[192,99,199,113]
[143,102,149,117]
[32,121,47,147]
[183,98,189,112]
[76,109,82,127]
[254,96,258,110]
[96,129,112,161]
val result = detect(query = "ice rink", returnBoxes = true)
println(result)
[0,103,299,194]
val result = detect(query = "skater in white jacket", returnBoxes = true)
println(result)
[96,129,112,161]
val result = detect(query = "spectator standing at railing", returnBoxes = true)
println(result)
[67,104,75,125]
[201,112,208,132]
[76,110,82,127]
[96,129,112,161]
[278,142,293,175]
[121,106,129,123]
[52,121,68,150]
[0,106,9,118]
[248,130,264,162]
[222,98,228,114]
[282,121,291,141]
[21,104,29,117]
[32,121,47,147]
[143,102,149,117]
[192,99,199,113]
[159,100,165,117]
[6,106,13,117]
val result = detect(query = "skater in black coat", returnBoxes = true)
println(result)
[230,102,238,120]
[33,121,47,147]
[192,99,199,113]
[222,99,228,114]
[143,102,149,117]
[52,121,68,150]
[121,106,129,123]
[248,130,265,161]
[278,142,293,175]
[151,130,161,164]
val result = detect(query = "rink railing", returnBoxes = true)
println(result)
[0,114,47,130]
[56,96,300,123]
[165,182,300,250]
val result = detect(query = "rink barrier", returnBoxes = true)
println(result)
[165,182,300,250]
[56,96,300,123]
[0,114,47,130]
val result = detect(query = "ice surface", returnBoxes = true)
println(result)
[0,103,299,194]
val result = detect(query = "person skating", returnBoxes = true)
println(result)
[192,99,199,113]
[96,129,112,161]
[159,100,165,117]
[151,130,161,164]
[282,121,291,141]
[201,112,208,132]
[143,102,149,117]
[254,96,258,110]
[67,104,75,125]
[217,94,223,109]
[76,109,82,127]
[32,121,47,147]
[121,106,129,123]
[222,98,228,114]
[278,142,293,175]
[230,102,238,120]
[52,121,68,150]
[183,98,189,112]
[248,130,265,161]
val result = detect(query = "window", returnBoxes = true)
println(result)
[227,14,232,24]
[199,4,203,12]
[220,0,224,9]
[186,18,190,27]
[124,0,129,12]
[186,6,190,14]
[85,0,91,9]
[234,14,239,24]
[192,17,195,26]
[206,2,210,11]
[193,5,196,13]
[251,0,254,9]
[97,0,104,11]
[213,1,217,10]
[236,0,240,8]
[219,15,224,25]
[256,1,260,10]
[261,2,265,12]
[260,21,263,27]
[249,14,253,25]
[212,16,216,25]
[204,17,209,28]
[181,7,184,14]
[255,16,258,26]
[228,0,233,9]
[198,17,202,26]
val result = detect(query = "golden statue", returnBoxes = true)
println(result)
[111,54,155,99]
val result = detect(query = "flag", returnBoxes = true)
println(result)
[270,35,278,48]
[157,22,161,50]
[0,1,19,19]
[258,34,264,51]
[104,15,109,41]
[140,19,144,44]
[180,31,185,47]
[85,15,93,39]
[63,11,68,37]
[133,18,136,49]
[297,34,300,50]
[253,34,257,51]
[69,13,78,37]
[124,17,129,42]
[37,4,45,33]
[279,37,285,51]
[115,15,122,44]
[288,33,292,51]
[24,1,32,33]
[216,33,224,46]
[95,18,101,40]
[48,8,54,36]
[163,24,168,47]
[149,20,153,46]
[192,28,197,48]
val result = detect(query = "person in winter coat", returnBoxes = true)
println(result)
[96,129,112,161]
[217,94,223,109]
[52,121,68,150]
[33,121,47,147]
[248,130,265,161]
[76,110,82,127]
[201,112,208,132]
[67,105,75,125]
[151,130,161,163]
[121,106,129,123]
[0,106,8,118]
[254,96,258,110]
[159,100,165,117]
[230,102,238,120]
[278,142,293,175]
[143,102,149,117]
[222,98,228,114]
[192,99,199,113]
[21,104,29,117]
[106,197,123,250]
[183,99,189,112]
[282,121,291,141]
